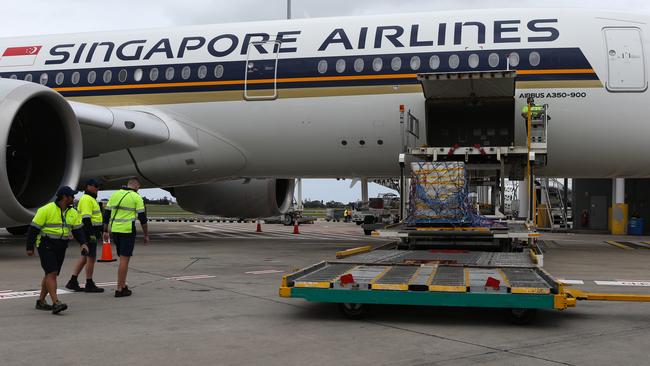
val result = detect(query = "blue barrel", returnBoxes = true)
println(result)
[628,218,644,236]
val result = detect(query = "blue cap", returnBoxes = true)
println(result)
[85,178,101,187]
[56,186,77,197]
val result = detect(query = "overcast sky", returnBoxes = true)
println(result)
[3,1,646,202]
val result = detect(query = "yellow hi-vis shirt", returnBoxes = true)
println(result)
[107,189,145,234]
[77,194,103,227]
[30,202,83,247]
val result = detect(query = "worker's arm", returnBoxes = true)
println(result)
[138,211,149,244]
[102,208,112,242]
[26,225,39,254]
[26,207,47,255]
[70,211,89,253]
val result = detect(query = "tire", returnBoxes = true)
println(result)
[355,222,362,226]
[507,308,537,325]
[338,303,369,320]
[363,229,373,236]
[6,226,28,236]
[283,216,293,226]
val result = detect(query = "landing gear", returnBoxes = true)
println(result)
[338,303,369,320]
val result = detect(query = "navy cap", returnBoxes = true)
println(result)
[85,178,101,187]
[56,186,77,197]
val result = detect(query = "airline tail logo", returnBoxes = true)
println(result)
[0,45,42,67]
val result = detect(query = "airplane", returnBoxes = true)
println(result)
[1,8,648,230]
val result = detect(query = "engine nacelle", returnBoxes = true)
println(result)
[0,79,82,226]
[172,179,295,218]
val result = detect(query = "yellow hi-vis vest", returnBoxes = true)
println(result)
[31,202,83,247]
[107,189,145,234]
[77,194,103,227]
[522,105,544,116]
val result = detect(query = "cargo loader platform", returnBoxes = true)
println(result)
[279,245,650,323]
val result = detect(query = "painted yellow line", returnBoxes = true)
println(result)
[293,281,331,289]
[371,283,409,291]
[511,287,551,295]
[336,246,372,259]
[497,269,511,289]
[605,240,633,250]
[369,266,393,285]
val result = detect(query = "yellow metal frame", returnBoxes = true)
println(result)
[336,246,372,258]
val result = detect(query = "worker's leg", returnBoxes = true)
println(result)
[39,276,47,302]
[117,256,130,290]
[71,256,87,277]
[85,257,95,279]
[45,272,59,303]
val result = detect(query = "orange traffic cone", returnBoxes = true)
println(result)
[256,220,262,233]
[293,220,300,234]
[97,241,117,262]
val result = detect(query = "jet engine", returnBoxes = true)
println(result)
[0,79,82,226]
[172,179,295,218]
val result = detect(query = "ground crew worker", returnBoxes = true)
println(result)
[26,186,89,314]
[344,209,349,222]
[521,97,544,119]
[102,177,149,297]
[66,179,104,293]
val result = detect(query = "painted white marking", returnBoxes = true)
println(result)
[594,280,650,287]
[558,279,584,285]
[168,275,216,281]
[245,270,284,275]
[0,289,71,301]
[0,290,13,293]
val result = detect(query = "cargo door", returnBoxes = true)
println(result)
[244,40,280,100]
[603,27,647,92]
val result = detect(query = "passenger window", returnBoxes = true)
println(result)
[118,69,128,83]
[198,65,208,79]
[317,60,328,74]
[39,73,48,85]
[214,64,224,78]
[372,57,383,72]
[150,68,159,81]
[429,55,440,70]
[508,52,520,67]
[354,58,364,72]
[336,59,346,73]
[134,68,143,82]
[181,66,191,80]
[488,53,500,68]
[449,54,460,69]
[103,70,112,83]
[87,71,97,84]
[24,74,33,82]
[391,57,402,71]
[71,72,80,85]
[165,67,175,80]
[529,51,541,67]
[410,56,421,71]
[468,54,479,69]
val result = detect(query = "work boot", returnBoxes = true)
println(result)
[114,285,132,298]
[52,301,68,314]
[65,277,82,292]
[35,299,53,311]
[84,279,105,293]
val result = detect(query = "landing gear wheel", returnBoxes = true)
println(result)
[356,222,362,226]
[507,308,537,325]
[339,303,369,320]
[363,229,373,236]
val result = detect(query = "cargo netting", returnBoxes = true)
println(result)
[406,162,494,227]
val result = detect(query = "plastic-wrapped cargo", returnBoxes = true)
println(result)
[406,161,473,226]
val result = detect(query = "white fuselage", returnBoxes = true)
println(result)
[1,9,649,184]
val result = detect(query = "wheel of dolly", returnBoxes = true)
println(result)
[339,303,369,320]
[363,229,373,235]
[507,308,537,325]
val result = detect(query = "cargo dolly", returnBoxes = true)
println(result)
[279,244,650,323]
[280,71,650,323]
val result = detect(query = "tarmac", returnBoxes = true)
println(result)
[1,221,650,366]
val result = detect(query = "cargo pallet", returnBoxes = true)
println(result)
[279,244,650,323]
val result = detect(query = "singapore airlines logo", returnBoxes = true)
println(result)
[0,45,42,67]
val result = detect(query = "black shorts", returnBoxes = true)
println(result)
[112,233,135,257]
[37,239,68,275]
[83,227,102,258]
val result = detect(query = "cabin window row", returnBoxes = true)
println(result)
[317,51,541,74]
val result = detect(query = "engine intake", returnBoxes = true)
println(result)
[1,79,82,226]
[172,179,295,218]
